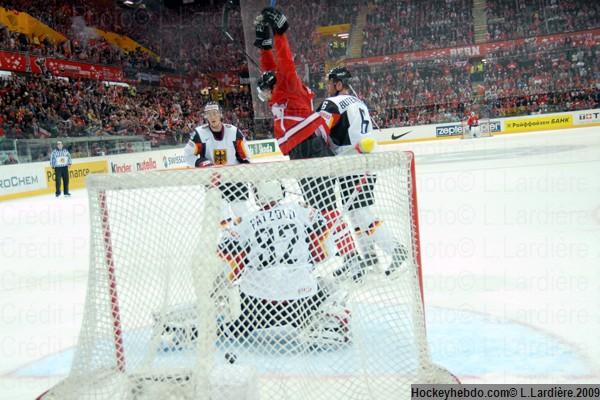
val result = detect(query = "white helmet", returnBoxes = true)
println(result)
[204,101,222,118]
[254,181,284,207]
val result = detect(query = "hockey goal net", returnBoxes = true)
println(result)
[461,118,494,139]
[39,151,458,400]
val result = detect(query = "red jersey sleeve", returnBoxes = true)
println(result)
[273,34,304,96]
[260,49,276,73]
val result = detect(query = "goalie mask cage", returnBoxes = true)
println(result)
[38,151,458,400]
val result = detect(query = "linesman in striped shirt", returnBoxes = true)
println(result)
[50,141,72,197]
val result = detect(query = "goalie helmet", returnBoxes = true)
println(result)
[328,66,351,86]
[253,180,284,207]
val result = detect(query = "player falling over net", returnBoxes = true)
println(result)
[157,180,352,351]
[319,67,408,278]
[254,7,363,276]
[183,101,251,218]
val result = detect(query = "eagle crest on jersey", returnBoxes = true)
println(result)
[213,149,227,165]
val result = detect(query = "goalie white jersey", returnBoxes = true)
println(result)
[218,202,327,301]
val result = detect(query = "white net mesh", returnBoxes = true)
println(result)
[40,151,457,400]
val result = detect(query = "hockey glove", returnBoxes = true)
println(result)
[253,21,273,50]
[195,158,214,168]
[261,7,288,35]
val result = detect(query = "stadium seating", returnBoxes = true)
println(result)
[0,0,598,143]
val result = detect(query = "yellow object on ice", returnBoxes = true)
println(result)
[357,137,376,154]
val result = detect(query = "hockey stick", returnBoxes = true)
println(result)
[221,0,261,70]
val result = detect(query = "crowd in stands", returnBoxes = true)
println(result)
[0,73,254,145]
[486,0,600,42]
[1,0,599,158]
[116,2,247,74]
[349,36,599,127]
[0,0,242,74]
[271,0,363,71]
[0,1,157,69]
[362,0,474,58]
[2,0,599,74]
[348,58,473,127]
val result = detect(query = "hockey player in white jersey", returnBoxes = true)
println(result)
[319,67,408,279]
[183,101,251,217]
[217,180,351,349]
[156,181,352,351]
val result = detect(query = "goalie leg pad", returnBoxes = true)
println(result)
[153,304,200,351]
[301,292,352,350]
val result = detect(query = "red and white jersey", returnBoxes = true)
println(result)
[467,115,479,127]
[183,123,249,167]
[260,34,326,155]
[217,203,327,301]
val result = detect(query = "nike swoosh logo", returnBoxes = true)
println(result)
[391,131,411,140]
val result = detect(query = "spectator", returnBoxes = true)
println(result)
[1,73,256,143]
[486,0,600,42]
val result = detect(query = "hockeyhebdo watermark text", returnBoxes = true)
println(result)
[411,385,600,400]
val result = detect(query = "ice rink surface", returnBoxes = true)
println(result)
[1,127,599,398]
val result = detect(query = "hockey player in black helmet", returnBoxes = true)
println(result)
[319,66,409,279]
[256,71,276,102]
[327,67,352,95]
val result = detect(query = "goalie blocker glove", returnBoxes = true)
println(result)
[261,7,288,35]
[253,21,272,50]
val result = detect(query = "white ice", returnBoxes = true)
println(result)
[1,127,599,399]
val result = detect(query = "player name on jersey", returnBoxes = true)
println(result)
[336,96,361,111]
[249,207,297,231]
